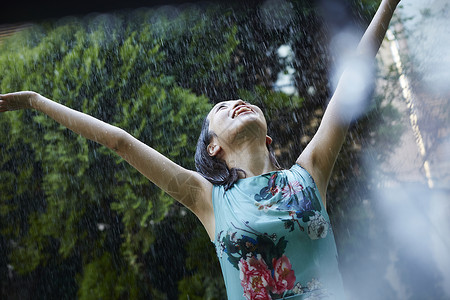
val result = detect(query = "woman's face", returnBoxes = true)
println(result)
[206,99,268,151]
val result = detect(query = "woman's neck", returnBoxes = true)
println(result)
[224,142,277,178]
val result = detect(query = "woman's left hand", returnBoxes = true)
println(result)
[0,91,37,112]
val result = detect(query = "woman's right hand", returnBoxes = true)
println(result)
[0,91,38,112]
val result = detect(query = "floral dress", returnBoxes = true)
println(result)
[212,164,345,300]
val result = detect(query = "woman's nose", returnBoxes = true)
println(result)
[232,99,246,108]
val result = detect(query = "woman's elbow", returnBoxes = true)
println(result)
[105,127,130,154]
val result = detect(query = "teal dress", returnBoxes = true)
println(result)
[212,164,345,300]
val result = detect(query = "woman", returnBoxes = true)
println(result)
[0,0,400,298]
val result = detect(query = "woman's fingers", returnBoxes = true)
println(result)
[0,95,13,111]
[0,92,32,111]
[0,98,7,112]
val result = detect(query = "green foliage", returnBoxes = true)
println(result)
[0,11,212,298]
[77,252,138,299]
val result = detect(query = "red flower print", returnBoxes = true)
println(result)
[271,255,296,294]
[239,255,275,300]
[281,181,303,199]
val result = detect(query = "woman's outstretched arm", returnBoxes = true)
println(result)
[297,0,401,205]
[0,91,215,238]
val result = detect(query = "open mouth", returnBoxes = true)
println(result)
[232,106,253,118]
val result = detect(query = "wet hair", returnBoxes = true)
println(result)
[195,117,281,191]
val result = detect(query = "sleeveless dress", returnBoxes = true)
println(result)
[212,164,345,300]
